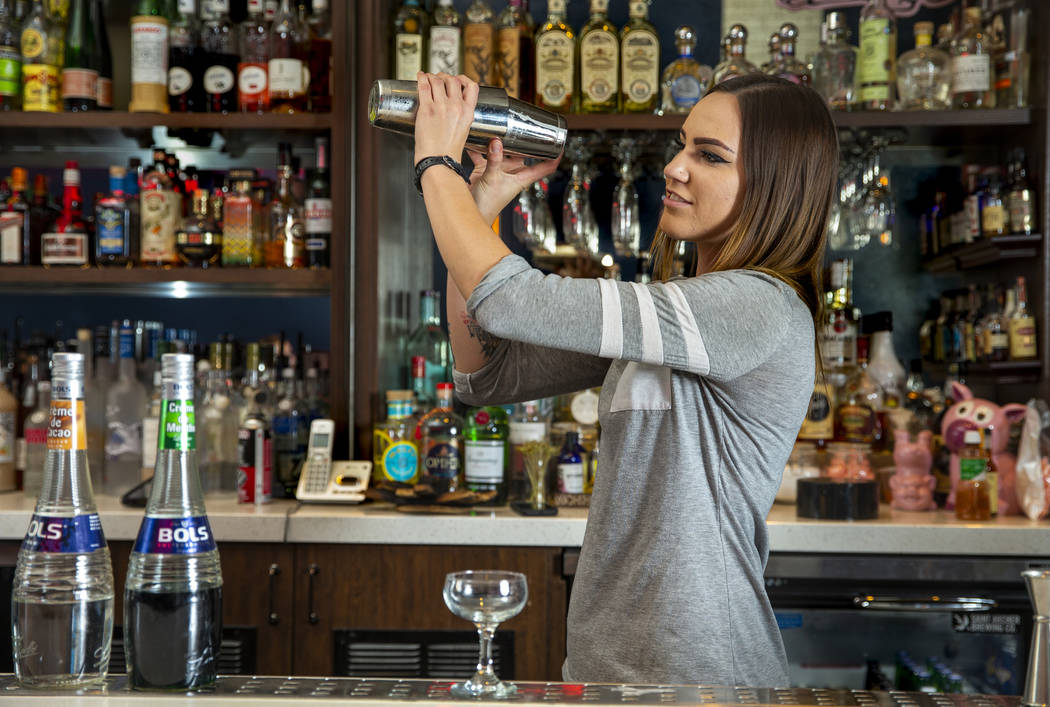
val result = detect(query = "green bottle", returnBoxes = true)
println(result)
[464,405,509,505]
[61,0,97,111]
[0,0,21,110]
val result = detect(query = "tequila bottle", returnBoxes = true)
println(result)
[855,0,896,110]
[769,23,809,85]
[811,12,855,110]
[393,0,428,82]
[578,0,618,113]
[660,26,707,115]
[712,24,758,85]
[620,0,658,113]
[896,21,949,110]
[428,0,461,75]
[462,0,493,85]
[464,405,509,505]
[495,0,532,100]
[760,32,780,74]
[103,321,147,496]
[950,6,992,110]
[534,0,574,113]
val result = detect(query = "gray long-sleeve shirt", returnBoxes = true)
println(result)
[453,254,814,687]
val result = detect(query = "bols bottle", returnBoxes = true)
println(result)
[12,352,114,687]
[124,353,222,690]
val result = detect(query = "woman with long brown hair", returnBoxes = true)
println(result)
[413,71,838,686]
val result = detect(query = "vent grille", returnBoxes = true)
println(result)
[333,629,514,680]
[109,626,257,675]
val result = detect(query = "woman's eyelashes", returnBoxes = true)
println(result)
[700,150,727,164]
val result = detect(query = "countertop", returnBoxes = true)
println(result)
[1,493,1049,556]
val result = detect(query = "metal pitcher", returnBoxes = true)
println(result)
[368,79,568,160]
[1024,569,1050,707]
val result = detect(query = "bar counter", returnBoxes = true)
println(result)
[0,493,1048,554]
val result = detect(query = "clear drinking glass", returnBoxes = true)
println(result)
[443,570,528,699]
[562,137,599,257]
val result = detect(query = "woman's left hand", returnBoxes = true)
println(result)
[414,72,479,164]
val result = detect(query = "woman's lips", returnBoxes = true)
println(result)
[663,190,692,207]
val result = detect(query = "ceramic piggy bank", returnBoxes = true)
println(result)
[890,429,936,511]
[941,382,1027,514]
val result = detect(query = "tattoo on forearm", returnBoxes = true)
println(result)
[462,313,501,359]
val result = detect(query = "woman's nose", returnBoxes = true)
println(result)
[664,157,688,184]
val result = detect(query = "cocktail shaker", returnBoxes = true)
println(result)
[368,79,568,160]
[1024,569,1050,707]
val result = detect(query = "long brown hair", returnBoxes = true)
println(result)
[651,74,838,321]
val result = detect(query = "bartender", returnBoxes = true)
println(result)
[412,71,837,687]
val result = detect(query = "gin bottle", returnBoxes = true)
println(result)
[125,353,222,690]
[13,352,114,688]
[660,26,707,114]
[428,0,461,75]
[418,382,463,494]
[855,0,896,110]
[534,0,574,113]
[579,0,618,113]
[620,0,659,113]
[103,320,147,496]
[950,6,992,110]
[393,0,428,82]
[897,21,949,110]
[464,404,509,505]
[712,24,758,85]
[462,0,493,85]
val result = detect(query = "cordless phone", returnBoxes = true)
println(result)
[295,419,371,503]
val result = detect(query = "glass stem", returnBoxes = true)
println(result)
[475,624,497,682]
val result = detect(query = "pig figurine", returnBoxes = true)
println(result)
[890,429,936,511]
[942,382,1027,514]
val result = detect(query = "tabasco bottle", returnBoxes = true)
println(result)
[129,0,170,113]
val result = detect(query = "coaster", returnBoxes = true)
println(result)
[510,501,558,516]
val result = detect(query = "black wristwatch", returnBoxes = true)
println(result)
[414,155,471,196]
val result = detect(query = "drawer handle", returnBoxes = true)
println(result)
[853,595,997,612]
[268,563,281,625]
[308,564,320,624]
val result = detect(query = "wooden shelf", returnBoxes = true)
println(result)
[922,234,1042,273]
[0,266,331,297]
[0,111,332,131]
[925,359,1042,385]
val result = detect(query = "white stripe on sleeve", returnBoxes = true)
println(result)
[629,282,664,366]
[662,282,711,375]
[597,278,624,359]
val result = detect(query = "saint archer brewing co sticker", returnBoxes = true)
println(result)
[133,516,216,555]
[952,612,1021,634]
[23,513,105,553]
[46,400,87,451]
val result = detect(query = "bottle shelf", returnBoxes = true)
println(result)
[0,112,332,131]
[0,266,330,298]
[925,359,1042,385]
[922,233,1042,273]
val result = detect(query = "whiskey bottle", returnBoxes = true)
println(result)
[266,150,305,268]
[1008,276,1037,360]
[268,0,307,113]
[812,11,855,110]
[820,258,858,389]
[40,161,89,266]
[238,0,268,112]
[620,0,659,113]
[950,6,992,109]
[579,0,618,113]
[462,0,493,85]
[534,0,574,113]
[712,24,758,85]
[833,336,883,446]
[495,0,533,101]
[394,0,428,82]
[855,0,896,110]
[306,0,331,112]
[660,26,707,115]
[60,0,97,112]
[0,0,20,110]
[175,189,222,267]
[168,0,203,113]
[129,0,169,113]
[200,0,238,114]
[428,0,461,75]
[21,0,61,112]
[896,20,949,110]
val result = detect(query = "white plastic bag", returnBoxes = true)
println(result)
[1016,399,1050,521]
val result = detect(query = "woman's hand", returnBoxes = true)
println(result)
[413,72,479,164]
[466,140,561,224]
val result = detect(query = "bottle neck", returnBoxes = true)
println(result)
[420,295,440,326]
[676,42,694,58]
[39,375,96,515]
[869,331,898,362]
[146,381,206,517]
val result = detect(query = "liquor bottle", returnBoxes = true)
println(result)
[429,0,461,75]
[955,430,990,521]
[1009,276,1037,360]
[507,399,547,502]
[855,0,896,110]
[394,0,427,82]
[556,430,586,495]
[864,311,904,409]
[534,0,574,113]
[168,0,203,113]
[125,353,222,690]
[124,158,142,260]
[812,11,856,110]
[27,174,56,266]
[21,379,48,496]
[238,0,269,112]
[464,404,509,504]
[0,365,14,489]
[13,353,114,688]
[980,168,1005,238]
[199,342,240,495]
[1,166,30,264]
[129,0,170,113]
[660,26,706,115]
[60,0,96,111]
[21,0,61,112]
[418,382,463,494]
[94,166,132,266]
[951,6,992,110]
[237,389,271,504]
[405,290,452,411]
[896,20,950,110]
[266,154,305,268]
[304,136,331,269]
[495,0,533,101]
[268,0,306,113]
[305,0,330,112]
[0,0,22,110]
[833,336,884,446]
[1006,149,1035,235]
[373,389,419,483]
[102,321,147,496]
[200,0,238,113]
[47,0,65,26]
[140,149,181,266]
[768,23,809,85]
[239,343,269,421]
[760,32,779,74]
[578,0,618,113]
[271,366,305,497]
[712,24,758,85]
[221,169,259,266]
[820,259,859,389]
[41,161,89,267]
[462,0,493,85]
[174,188,222,267]
[620,0,659,113]
[90,0,110,109]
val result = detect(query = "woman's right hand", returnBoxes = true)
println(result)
[467,139,561,224]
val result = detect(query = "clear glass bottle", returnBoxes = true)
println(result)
[611,145,639,257]
[139,367,161,481]
[464,404,509,505]
[660,26,707,115]
[865,311,905,409]
[620,0,659,113]
[103,320,147,496]
[495,0,533,101]
[393,0,428,82]
[833,336,884,446]
[405,290,452,412]
[124,353,222,690]
[812,12,855,110]
[268,0,306,112]
[21,379,49,496]
[855,0,896,110]
[373,389,419,484]
[534,0,574,113]
[265,159,305,269]
[271,366,306,497]
[767,23,809,85]
[13,352,114,688]
[168,0,203,113]
[199,342,240,495]
[951,6,992,109]
[712,24,758,85]
[0,365,15,488]
[175,188,222,267]
[760,31,780,74]
[508,399,547,503]
[462,0,493,85]
[418,382,463,494]
[238,0,269,112]
[237,388,272,504]
[1009,276,1037,360]
[428,0,461,75]
[820,258,859,390]
[897,20,950,110]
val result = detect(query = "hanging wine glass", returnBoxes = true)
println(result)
[611,137,641,258]
[861,136,895,248]
[562,137,599,257]
[531,178,557,254]
[512,186,536,247]
[843,145,872,251]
